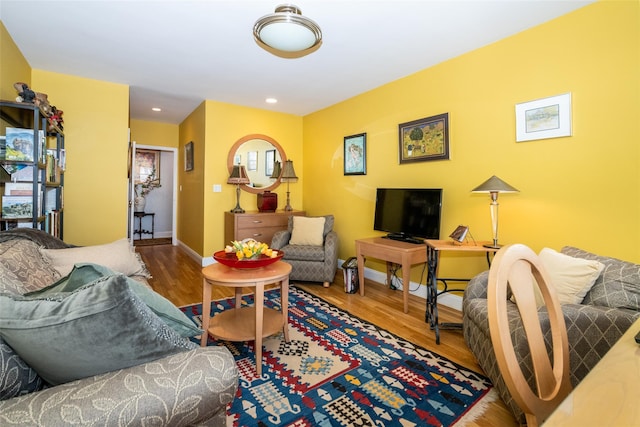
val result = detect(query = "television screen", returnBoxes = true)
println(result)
[373,188,442,241]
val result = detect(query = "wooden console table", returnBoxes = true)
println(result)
[200,261,292,377]
[355,237,428,314]
[425,239,497,344]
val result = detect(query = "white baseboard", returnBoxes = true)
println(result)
[339,258,463,312]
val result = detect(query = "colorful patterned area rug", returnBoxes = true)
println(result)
[180,287,495,427]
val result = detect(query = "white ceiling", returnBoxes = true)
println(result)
[1,1,593,124]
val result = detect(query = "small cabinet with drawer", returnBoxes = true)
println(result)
[224,210,305,245]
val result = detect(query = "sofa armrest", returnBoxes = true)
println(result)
[271,230,291,250]
[463,270,490,301]
[0,347,238,426]
[324,231,339,266]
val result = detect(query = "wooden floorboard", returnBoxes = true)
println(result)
[136,243,518,427]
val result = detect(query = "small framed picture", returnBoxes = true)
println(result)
[135,149,160,183]
[184,141,194,171]
[344,133,366,175]
[398,113,449,164]
[516,93,572,142]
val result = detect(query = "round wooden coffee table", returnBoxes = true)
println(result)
[200,261,292,377]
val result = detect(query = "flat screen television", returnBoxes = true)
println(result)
[373,188,442,242]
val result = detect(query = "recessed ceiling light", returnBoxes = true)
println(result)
[266,98,278,104]
[152,107,162,112]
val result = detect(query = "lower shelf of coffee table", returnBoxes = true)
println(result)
[207,307,284,342]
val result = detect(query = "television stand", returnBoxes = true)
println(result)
[383,234,425,245]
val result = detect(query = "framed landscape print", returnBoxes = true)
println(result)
[516,93,572,142]
[344,133,366,175]
[398,113,449,164]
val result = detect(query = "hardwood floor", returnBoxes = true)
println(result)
[136,243,518,427]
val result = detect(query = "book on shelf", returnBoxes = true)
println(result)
[0,136,5,159]
[4,182,33,196]
[2,196,33,219]
[5,128,35,162]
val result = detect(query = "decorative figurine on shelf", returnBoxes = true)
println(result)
[134,168,161,212]
[34,92,52,116]
[14,82,36,103]
[48,107,64,131]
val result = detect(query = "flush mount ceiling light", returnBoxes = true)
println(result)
[253,4,322,58]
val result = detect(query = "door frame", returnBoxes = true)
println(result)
[128,143,178,244]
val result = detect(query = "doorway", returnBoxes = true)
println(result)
[128,143,178,245]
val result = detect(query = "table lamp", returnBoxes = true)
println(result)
[269,160,281,180]
[471,175,519,248]
[227,165,250,213]
[280,160,298,211]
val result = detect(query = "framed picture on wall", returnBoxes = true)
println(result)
[344,133,366,175]
[515,93,572,142]
[135,149,160,183]
[184,141,194,171]
[398,113,449,164]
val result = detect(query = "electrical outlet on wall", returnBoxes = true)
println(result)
[213,184,222,193]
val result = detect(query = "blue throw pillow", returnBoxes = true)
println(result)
[26,263,201,338]
[0,275,197,385]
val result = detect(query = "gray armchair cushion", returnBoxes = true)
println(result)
[0,240,59,294]
[0,274,196,385]
[0,337,43,401]
[562,246,640,311]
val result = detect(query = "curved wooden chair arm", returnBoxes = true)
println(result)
[487,244,572,427]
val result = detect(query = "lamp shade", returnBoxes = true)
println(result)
[280,160,298,182]
[253,4,322,53]
[270,160,282,179]
[471,175,519,193]
[227,165,250,185]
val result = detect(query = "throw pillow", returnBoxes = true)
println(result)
[510,248,605,307]
[0,275,197,386]
[289,216,326,246]
[0,239,60,293]
[40,238,151,278]
[538,248,605,304]
[562,246,640,311]
[0,336,43,401]
[25,263,201,338]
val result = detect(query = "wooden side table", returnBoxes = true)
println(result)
[355,237,428,314]
[200,261,292,377]
[425,239,498,344]
[133,212,155,240]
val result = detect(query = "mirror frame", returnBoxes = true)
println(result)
[227,134,287,194]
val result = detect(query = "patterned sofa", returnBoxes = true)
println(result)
[463,246,640,423]
[0,229,238,426]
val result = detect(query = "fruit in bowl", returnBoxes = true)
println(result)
[214,239,284,269]
[225,239,279,260]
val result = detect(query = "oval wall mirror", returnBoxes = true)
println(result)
[227,134,286,194]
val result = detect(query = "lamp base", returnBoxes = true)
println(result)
[230,206,245,214]
[483,243,502,249]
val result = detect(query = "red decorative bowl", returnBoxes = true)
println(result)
[213,250,284,269]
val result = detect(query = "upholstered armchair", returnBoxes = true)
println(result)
[271,215,338,287]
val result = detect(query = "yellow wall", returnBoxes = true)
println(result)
[31,70,129,245]
[0,22,30,100]
[303,0,640,282]
[201,100,303,258]
[130,119,179,148]
[178,103,206,254]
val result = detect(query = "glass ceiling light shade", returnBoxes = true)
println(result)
[471,175,519,249]
[228,165,251,213]
[253,4,322,57]
[280,160,298,211]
